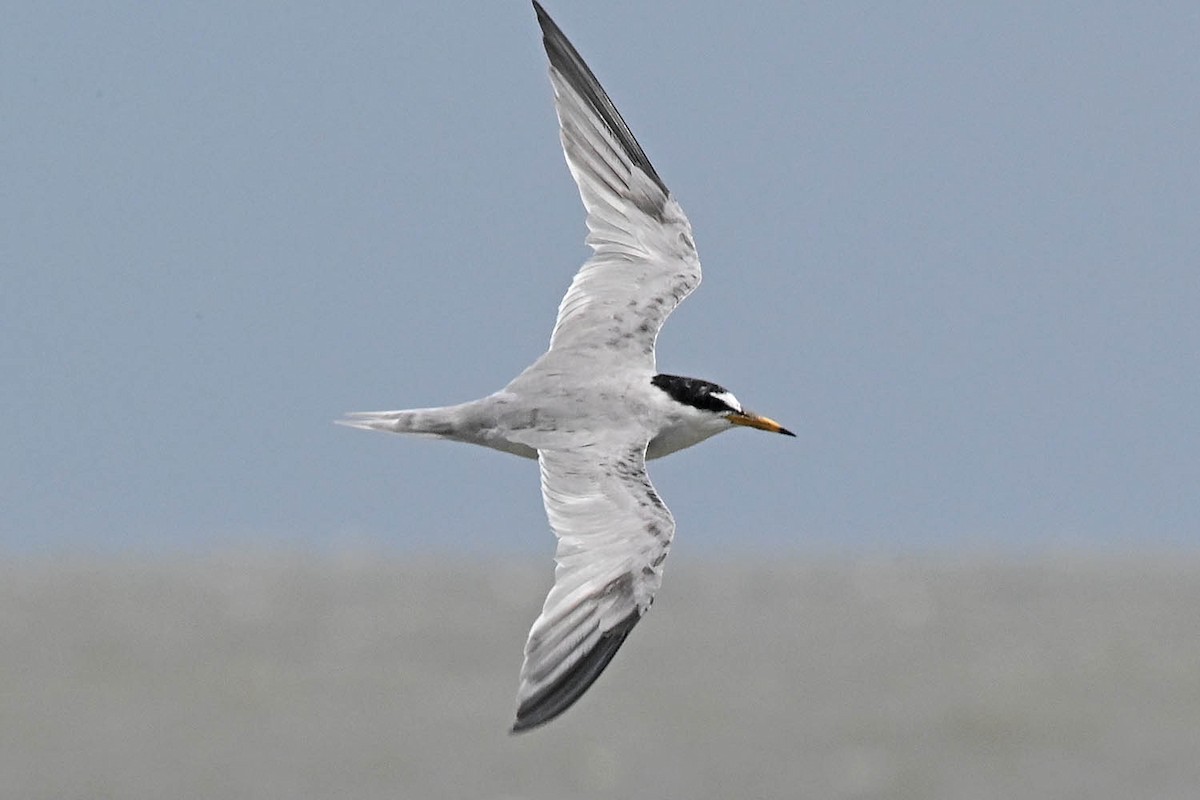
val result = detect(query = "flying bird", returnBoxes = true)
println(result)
[340,2,794,732]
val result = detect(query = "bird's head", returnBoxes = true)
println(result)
[650,374,795,437]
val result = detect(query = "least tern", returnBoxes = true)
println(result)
[340,2,794,732]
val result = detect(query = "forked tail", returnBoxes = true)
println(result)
[337,396,539,459]
[335,407,459,438]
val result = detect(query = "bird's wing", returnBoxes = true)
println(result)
[512,442,674,732]
[534,3,702,365]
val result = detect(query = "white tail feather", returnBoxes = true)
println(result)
[335,408,457,438]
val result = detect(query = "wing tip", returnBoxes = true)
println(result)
[530,1,671,201]
[531,1,557,41]
[509,609,642,734]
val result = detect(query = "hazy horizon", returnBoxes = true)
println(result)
[5,552,1198,798]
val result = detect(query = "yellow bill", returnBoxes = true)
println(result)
[727,412,796,437]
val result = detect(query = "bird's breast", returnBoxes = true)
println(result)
[645,417,726,460]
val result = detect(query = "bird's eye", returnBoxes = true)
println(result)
[710,390,742,414]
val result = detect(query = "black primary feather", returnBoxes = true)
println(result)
[511,610,642,733]
[533,1,670,199]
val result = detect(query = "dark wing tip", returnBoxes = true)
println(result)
[510,609,641,734]
[530,2,670,199]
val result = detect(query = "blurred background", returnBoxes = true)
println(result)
[2,2,1197,797]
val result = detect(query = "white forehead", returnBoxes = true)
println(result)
[710,390,743,413]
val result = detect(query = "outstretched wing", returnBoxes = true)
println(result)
[512,444,675,732]
[534,2,701,365]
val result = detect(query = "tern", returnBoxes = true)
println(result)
[340,2,794,732]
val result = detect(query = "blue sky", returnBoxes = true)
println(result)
[3,2,1197,555]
